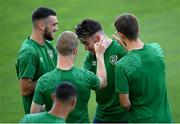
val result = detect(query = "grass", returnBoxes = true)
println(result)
[0,0,180,122]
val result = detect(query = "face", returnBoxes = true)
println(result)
[82,35,98,55]
[43,16,58,41]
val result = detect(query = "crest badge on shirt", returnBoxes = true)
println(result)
[40,57,43,62]
[47,50,54,59]
[109,55,118,65]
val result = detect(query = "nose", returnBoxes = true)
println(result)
[55,26,58,31]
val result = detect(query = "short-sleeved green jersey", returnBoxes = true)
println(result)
[115,43,172,122]
[16,38,57,114]
[20,112,65,123]
[84,40,128,122]
[33,67,100,123]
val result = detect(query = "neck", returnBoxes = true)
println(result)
[57,54,74,70]
[103,35,112,49]
[30,28,45,45]
[126,38,144,51]
[48,104,69,119]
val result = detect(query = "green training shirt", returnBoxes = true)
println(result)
[84,40,128,122]
[16,38,57,114]
[20,112,65,123]
[115,43,172,122]
[33,67,100,123]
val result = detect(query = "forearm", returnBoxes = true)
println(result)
[123,101,131,112]
[94,40,107,89]
[20,79,37,96]
[119,94,131,112]
[96,55,107,89]
[30,102,42,113]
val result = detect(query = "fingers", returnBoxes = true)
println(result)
[94,40,105,49]
[94,40,105,56]
[94,42,99,49]
[112,34,120,42]
[112,34,127,49]
[97,41,105,50]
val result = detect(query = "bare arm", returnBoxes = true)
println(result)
[94,41,107,89]
[119,94,131,112]
[30,102,43,113]
[19,78,37,96]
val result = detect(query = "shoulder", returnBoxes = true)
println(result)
[147,42,161,48]
[21,39,36,51]
[42,68,57,78]
[21,113,35,123]
[109,40,127,57]
[21,112,46,123]
[111,40,126,51]
[39,69,56,81]
[73,67,97,80]
[146,43,164,57]
[81,69,98,81]
[37,69,57,87]
[74,68,99,87]
[111,40,121,47]
[18,39,37,57]
[78,68,94,75]
[118,53,141,65]
[116,53,142,75]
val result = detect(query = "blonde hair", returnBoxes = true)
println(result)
[56,31,79,56]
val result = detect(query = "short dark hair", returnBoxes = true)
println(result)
[114,14,139,40]
[55,82,77,103]
[32,7,56,23]
[75,19,102,42]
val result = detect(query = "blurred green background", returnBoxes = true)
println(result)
[0,0,180,122]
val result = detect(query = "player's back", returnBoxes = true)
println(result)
[119,43,172,122]
[20,112,65,123]
[33,67,100,123]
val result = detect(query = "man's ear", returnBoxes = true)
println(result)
[118,32,126,40]
[37,21,46,31]
[73,48,78,55]
[116,32,127,49]
[95,34,101,42]
[71,96,77,109]
[51,93,55,102]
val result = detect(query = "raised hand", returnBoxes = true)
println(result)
[94,40,105,57]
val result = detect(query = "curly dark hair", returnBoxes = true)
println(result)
[75,19,102,42]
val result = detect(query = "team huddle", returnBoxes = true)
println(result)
[16,7,172,123]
